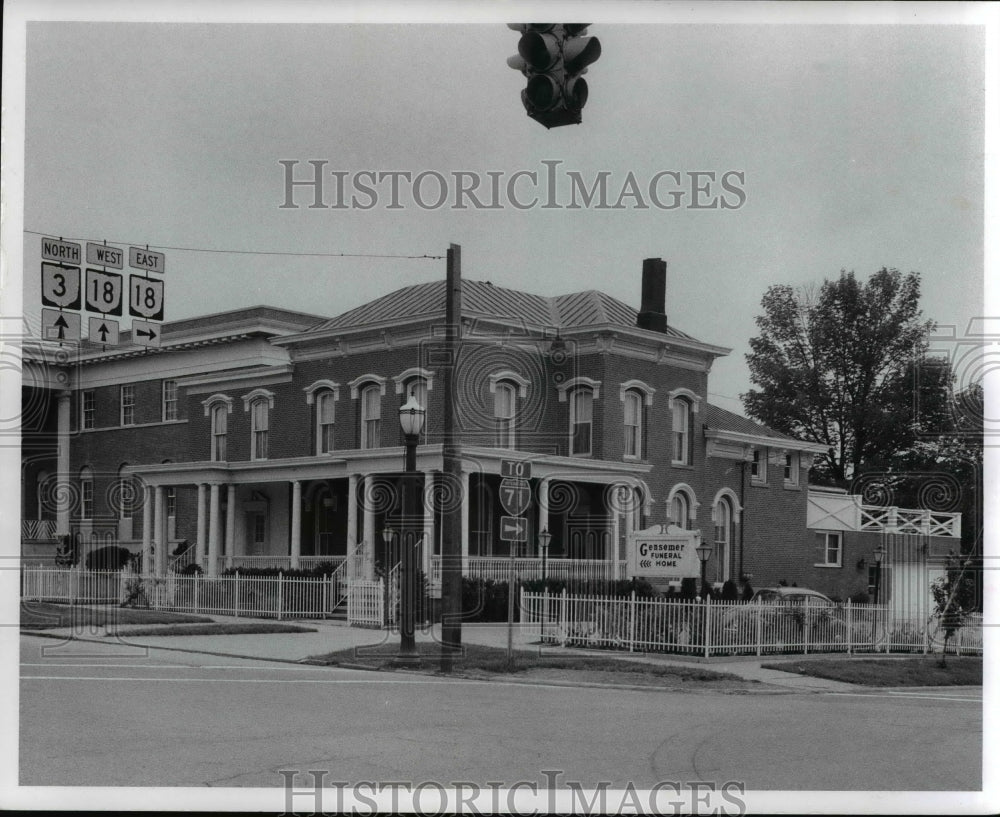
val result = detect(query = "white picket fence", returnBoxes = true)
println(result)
[519,590,984,657]
[429,556,627,584]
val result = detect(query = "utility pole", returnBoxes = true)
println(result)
[440,244,463,672]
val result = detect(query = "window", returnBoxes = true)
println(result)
[251,398,269,460]
[80,467,94,520]
[361,384,382,449]
[569,388,593,456]
[751,448,767,483]
[671,398,691,465]
[162,380,178,421]
[714,498,733,582]
[784,451,799,486]
[121,384,135,426]
[82,390,95,430]
[670,492,691,529]
[494,382,516,448]
[815,531,842,567]
[317,390,336,454]
[166,487,176,518]
[211,404,228,461]
[623,390,642,459]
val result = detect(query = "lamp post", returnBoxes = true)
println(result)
[696,540,712,600]
[539,528,551,583]
[397,395,426,663]
[873,543,884,605]
[381,526,395,628]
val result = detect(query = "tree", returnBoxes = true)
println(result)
[930,551,977,667]
[742,268,938,484]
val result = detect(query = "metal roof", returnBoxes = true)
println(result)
[311,279,695,339]
[704,403,799,443]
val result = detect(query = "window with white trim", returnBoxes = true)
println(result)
[166,487,176,518]
[361,384,382,449]
[317,390,336,454]
[494,381,516,448]
[784,451,799,486]
[162,380,178,421]
[82,390,95,430]
[623,390,642,459]
[569,387,593,456]
[670,492,690,529]
[80,467,94,520]
[211,404,228,461]
[671,398,692,465]
[250,397,269,460]
[815,531,842,567]
[120,384,135,426]
[714,497,734,582]
[751,448,767,483]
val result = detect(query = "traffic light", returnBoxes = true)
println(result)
[507,24,602,128]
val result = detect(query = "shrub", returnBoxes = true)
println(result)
[85,545,134,571]
[721,579,740,601]
[179,562,203,576]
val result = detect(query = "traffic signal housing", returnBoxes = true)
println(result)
[507,24,602,128]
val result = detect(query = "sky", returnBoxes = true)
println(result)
[6,4,991,419]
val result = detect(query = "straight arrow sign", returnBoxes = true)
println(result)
[88,317,120,346]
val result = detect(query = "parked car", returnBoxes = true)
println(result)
[718,586,852,650]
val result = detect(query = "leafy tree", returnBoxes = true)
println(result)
[742,268,938,484]
[930,551,978,667]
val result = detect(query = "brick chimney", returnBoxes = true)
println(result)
[636,258,667,333]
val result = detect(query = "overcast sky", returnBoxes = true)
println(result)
[8,3,990,416]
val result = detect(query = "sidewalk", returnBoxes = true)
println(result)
[22,615,884,693]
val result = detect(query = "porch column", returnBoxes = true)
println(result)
[422,470,436,577]
[55,390,72,537]
[207,483,221,577]
[290,480,302,569]
[141,484,153,575]
[196,484,207,568]
[460,470,470,574]
[347,473,359,557]
[153,486,166,576]
[362,475,375,580]
[225,484,236,569]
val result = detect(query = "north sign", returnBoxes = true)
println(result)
[40,238,81,265]
[499,478,531,517]
[499,515,528,543]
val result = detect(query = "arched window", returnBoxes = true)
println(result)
[80,466,94,520]
[570,387,594,456]
[494,381,516,448]
[361,384,382,449]
[714,497,734,582]
[250,398,269,460]
[211,404,228,461]
[317,390,336,454]
[667,484,698,529]
[623,389,642,459]
[671,398,692,465]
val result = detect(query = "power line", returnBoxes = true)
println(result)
[24,230,444,261]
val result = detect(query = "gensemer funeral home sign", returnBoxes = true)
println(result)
[627,525,702,580]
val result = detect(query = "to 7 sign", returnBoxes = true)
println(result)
[500,459,532,479]
[129,275,164,320]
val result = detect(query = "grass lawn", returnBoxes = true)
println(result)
[308,643,748,687]
[111,623,317,637]
[762,657,982,686]
[21,601,214,630]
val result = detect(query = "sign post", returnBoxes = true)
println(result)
[500,459,533,670]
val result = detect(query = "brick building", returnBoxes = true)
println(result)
[20,259,960,608]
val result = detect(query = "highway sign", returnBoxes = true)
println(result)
[41,263,81,309]
[86,242,124,269]
[41,308,81,342]
[500,459,532,480]
[131,319,162,348]
[130,246,165,274]
[88,317,120,346]
[499,478,531,516]
[500,515,528,543]
[129,275,165,320]
[41,238,81,265]
[85,269,123,316]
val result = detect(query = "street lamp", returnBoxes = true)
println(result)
[539,528,551,583]
[873,543,885,605]
[696,540,712,600]
[397,394,426,663]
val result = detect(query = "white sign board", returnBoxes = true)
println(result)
[41,237,81,264]
[88,317,120,346]
[130,246,165,273]
[86,242,124,269]
[131,319,161,348]
[627,526,701,579]
[41,308,81,342]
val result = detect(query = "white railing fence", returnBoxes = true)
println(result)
[347,580,384,628]
[519,589,984,657]
[429,556,627,585]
